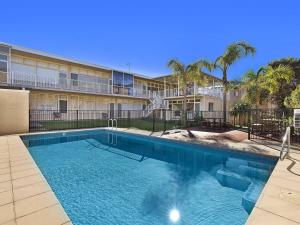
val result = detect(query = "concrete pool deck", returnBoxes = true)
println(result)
[0,127,299,225]
[0,135,72,225]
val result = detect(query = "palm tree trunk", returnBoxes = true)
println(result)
[223,91,227,125]
[222,71,227,125]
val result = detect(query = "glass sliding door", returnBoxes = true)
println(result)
[123,73,133,96]
[117,103,122,118]
[112,71,134,96]
[71,73,78,88]
[59,72,67,88]
[109,103,115,119]
[113,71,123,95]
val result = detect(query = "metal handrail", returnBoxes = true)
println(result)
[280,126,291,160]
[113,119,118,129]
[107,119,113,128]
[107,119,118,129]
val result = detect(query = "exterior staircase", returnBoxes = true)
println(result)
[144,91,169,118]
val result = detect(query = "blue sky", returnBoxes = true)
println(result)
[1,0,300,80]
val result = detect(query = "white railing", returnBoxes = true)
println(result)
[165,86,223,98]
[6,71,223,100]
[7,71,154,99]
[280,126,291,160]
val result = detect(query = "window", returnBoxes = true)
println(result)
[71,73,78,80]
[59,72,67,79]
[208,102,214,112]
[234,90,239,97]
[71,73,78,86]
[59,72,67,87]
[59,100,68,113]
[113,71,134,96]
[117,103,122,118]
[123,73,133,95]
[0,53,8,73]
[109,103,114,119]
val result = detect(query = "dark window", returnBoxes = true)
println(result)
[175,111,181,116]
[208,102,214,112]
[123,73,133,96]
[59,100,67,113]
[113,71,124,95]
[117,103,122,118]
[112,71,134,96]
[113,71,123,86]
[0,54,8,73]
[71,73,78,80]
[0,54,7,61]
[71,73,78,86]
[109,103,114,118]
[0,61,7,72]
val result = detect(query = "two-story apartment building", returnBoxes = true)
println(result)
[0,42,223,119]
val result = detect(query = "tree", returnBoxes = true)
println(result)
[230,102,251,127]
[284,85,300,108]
[259,65,294,109]
[167,59,206,127]
[242,67,268,108]
[268,58,300,109]
[199,41,256,123]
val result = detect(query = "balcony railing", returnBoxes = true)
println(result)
[4,72,159,99]
[165,86,223,98]
[1,72,223,100]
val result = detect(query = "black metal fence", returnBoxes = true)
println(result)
[29,108,300,144]
[29,109,228,133]
[29,109,179,132]
[247,109,300,144]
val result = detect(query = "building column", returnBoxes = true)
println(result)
[164,77,166,97]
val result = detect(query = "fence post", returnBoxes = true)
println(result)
[164,110,166,132]
[152,110,155,132]
[248,110,251,140]
[76,110,79,129]
[128,110,131,128]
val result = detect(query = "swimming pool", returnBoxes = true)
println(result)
[21,130,277,225]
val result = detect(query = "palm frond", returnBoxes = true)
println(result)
[167,59,185,76]
[259,64,294,94]
[236,41,256,56]
[222,41,256,66]
[197,59,215,71]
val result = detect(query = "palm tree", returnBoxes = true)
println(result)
[259,65,294,109]
[242,67,266,109]
[199,41,256,124]
[167,59,206,127]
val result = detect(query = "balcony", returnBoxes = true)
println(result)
[165,86,223,99]
[2,72,154,99]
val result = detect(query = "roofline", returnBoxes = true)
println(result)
[0,42,153,80]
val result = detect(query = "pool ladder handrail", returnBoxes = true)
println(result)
[280,126,291,160]
[107,119,118,129]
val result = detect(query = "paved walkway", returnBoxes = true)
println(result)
[0,135,72,225]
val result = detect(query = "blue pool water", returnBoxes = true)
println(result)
[21,130,277,225]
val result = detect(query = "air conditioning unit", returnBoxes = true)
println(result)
[294,109,300,128]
